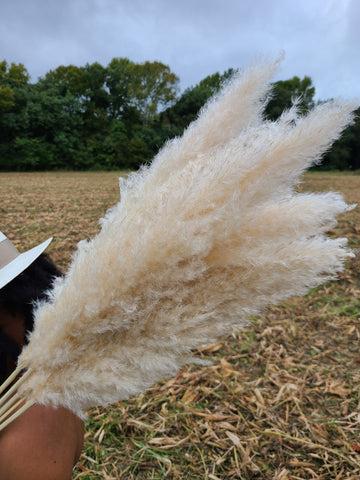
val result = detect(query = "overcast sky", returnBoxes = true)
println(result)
[1,0,359,100]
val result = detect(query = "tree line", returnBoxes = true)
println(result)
[0,58,359,171]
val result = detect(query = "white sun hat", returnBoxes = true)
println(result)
[0,232,52,290]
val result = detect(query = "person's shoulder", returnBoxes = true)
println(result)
[0,404,84,480]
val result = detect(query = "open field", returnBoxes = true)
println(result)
[1,171,360,479]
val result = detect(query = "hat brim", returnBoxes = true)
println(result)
[0,237,52,290]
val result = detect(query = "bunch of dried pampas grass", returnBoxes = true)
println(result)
[0,57,357,430]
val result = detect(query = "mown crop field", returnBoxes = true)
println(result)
[1,171,360,479]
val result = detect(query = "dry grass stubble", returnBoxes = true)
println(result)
[0,171,359,479]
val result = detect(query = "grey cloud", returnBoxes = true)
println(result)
[0,0,358,100]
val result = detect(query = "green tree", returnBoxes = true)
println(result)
[44,65,86,97]
[5,58,356,172]
[0,85,14,111]
[106,58,139,119]
[0,60,29,112]
[321,108,360,170]
[0,61,31,169]
[265,76,315,120]
[159,69,234,136]
[38,58,180,169]
[0,63,84,170]
[44,63,112,169]
[5,62,30,86]
[127,60,179,119]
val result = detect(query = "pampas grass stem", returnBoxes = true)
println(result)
[0,392,22,417]
[0,365,24,396]
[0,396,24,422]
[0,369,35,431]
[0,400,35,432]
[0,368,32,407]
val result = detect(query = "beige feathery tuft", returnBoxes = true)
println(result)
[1,58,358,423]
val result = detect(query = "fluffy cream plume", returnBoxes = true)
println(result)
[2,58,357,422]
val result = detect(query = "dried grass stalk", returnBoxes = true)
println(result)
[1,58,357,424]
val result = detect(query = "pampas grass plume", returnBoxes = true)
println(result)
[11,58,358,419]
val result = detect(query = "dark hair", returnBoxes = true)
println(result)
[0,253,62,382]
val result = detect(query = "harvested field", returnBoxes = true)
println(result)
[1,170,360,479]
